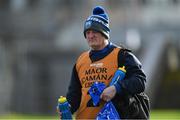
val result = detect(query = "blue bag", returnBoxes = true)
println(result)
[96,101,120,120]
[88,82,120,120]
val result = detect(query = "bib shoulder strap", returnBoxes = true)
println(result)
[118,47,131,67]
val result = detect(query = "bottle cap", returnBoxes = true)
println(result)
[118,66,126,73]
[58,96,67,103]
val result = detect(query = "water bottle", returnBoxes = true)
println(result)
[110,66,126,86]
[58,96,72,119]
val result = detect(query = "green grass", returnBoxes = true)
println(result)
[151,109,180,120]
[0,110,180,119]
[0,113,58,120]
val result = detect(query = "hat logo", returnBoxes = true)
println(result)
[85,21,92,28]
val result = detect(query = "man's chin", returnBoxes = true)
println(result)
[89,44,97,47]
[90,45,100,50]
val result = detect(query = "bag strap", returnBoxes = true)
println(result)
[118,48,131,67]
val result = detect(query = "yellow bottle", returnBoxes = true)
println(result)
[58,96,72,119]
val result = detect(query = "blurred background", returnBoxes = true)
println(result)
[0,0,180,118]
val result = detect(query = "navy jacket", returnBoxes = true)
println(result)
[66,43,146,115]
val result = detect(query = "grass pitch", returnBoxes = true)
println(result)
[0,109,180,119]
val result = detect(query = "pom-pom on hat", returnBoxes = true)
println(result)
[84,6,110,39]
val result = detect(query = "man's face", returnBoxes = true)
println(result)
[85,30,106,50]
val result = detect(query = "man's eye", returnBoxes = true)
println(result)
[86,31,90,34]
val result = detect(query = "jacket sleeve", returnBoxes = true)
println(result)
[66,64,82,113]
[114,50,146,95]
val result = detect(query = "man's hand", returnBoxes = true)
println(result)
[56,106,62,119]
[100,85,116,102]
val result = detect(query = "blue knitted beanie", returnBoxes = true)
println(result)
[84,6,110,39]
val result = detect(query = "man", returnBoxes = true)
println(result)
[58,6,148,119]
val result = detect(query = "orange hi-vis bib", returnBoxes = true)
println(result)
[75,47,121,119]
